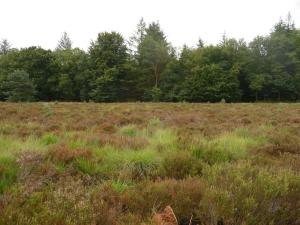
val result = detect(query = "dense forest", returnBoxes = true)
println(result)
[0,15,300,102]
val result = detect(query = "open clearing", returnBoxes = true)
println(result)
[0,103,300,225]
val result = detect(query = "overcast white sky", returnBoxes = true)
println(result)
[1,0,300,50]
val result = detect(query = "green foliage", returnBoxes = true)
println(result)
[0,157,18,194]
[90,68,118,102]
[0,16,299,102]
[2,70,35,102]
[199,163,300,224]
[41,133,58,145]
[111,180,129,193]
[180,47,241,102]
[149,86,161,102]
[249,73,267,101]
[193,131,265,164]
[136,21,171,99]
[0,39,11,55]
[119,125,138,137]
[160,151,202,179]
[126,178,204,223]
[56,32,72,51]
[75,157,96,175]
[89,32,129,102]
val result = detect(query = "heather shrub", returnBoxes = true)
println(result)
[98,133,148,150]
[91,182,124,225]
[48,145,92,164]
[159,151,202,179]
[17,152,59,194]
[116,213,145,225]
[1,103,300,224]
[120,161,159,181]
[198,162,300,225]
[0,179,94,225]
[258,128,300,156]
[125,178,203,224]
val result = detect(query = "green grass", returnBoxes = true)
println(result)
[41,133,59,145]
[192,128,268,164]
[0,157,19,193]
[118,124,138,137]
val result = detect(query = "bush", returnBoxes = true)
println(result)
[159,151,202,179]
[125,178,203,224]
[198,163,300,225]
[48,145,92,164]
[257,129,300,156]
[0,179,94,225]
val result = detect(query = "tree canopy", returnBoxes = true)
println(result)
[0,15,300,102]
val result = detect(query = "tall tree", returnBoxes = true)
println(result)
[267,15,300,101]
[54,48,90,101]
[137,22,171,100]
[128,18,146,57]
[56,32,72,51]
[1,70,35,102]
[89,32,129,102]
[15,47,59,100]
[0,39,11,55]
[179,44,241,102]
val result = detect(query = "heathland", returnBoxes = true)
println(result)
[0,103,300,225]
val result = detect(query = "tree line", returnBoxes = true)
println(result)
[1,15,300,102]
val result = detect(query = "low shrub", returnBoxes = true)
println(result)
[48,145,92,164]
[98,134,148,150]
[124,178,203,224]
[0,179,94,225]
[198,162,300,225]
[257,129,300,156]
[159,151,202,179]
[120,161,158,181]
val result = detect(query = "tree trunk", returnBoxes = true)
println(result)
[154,64,158,87]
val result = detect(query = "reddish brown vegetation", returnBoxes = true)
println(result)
[48,145,92,163]
[1,103,299,138]
[153,206,178,225]
[98,133,148,149]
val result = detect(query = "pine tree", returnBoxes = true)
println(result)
[56,32,72,50]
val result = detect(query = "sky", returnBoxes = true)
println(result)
[1,0,300,51]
